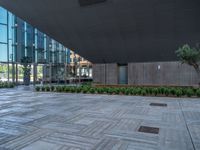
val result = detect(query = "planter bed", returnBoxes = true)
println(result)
[35,85,200,98]
[0,82,15,89]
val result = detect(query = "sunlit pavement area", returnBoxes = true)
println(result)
[0,87,200,150]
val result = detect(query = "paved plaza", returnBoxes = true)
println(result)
[0,87,200,150]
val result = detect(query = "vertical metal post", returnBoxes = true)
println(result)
[7,11,10,82]
[14,17,18,85]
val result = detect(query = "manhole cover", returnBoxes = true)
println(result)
[138,126,159,134]
[150,103,167,107]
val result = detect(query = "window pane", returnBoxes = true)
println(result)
[0,7,7,24]
[0,44,8,62]
[0,25,7,43]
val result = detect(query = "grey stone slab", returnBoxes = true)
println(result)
[21,141,62,150]
[0,88,200,150]
[42,132,99,150]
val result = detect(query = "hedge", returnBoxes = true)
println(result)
[35,85,200,98]
[0,82,15,89]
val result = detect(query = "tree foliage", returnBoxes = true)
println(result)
[176,44,200,70]
[21,56,32,85]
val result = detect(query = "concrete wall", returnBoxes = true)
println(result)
[128,62,199,86]
[93,63,118,84]
[93,62,199,86]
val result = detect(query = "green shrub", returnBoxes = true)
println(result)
[186,89,194,97]
[35,85,200,98]
[113,88,120,94]
[0,82,15,88]
[35,86,40,92]
[76,87,82,93]
[136,88,142,95]
[96,88,103,94]
[158,87,165,95]
[45,86,50,92]
[193,88,197,93]
[70,87,76,93]
[130,88,137,95]
[107,88,114,95]
[148,88,153,95]
[175,89,182,97]
[170,88,176,95]
[41,86,45,92]
[7,83,15,88]
[62,86,66,91]
[89,88,95,94]
[181,88,187,96]
[120,88,126,94]
[82,87,88,93]
[64,86,70,92]
[152,88,158,96]
[196,89,200,97]
[56,86,62,92]
[125,89,130,95]
[144,88,151,95]
[164,88,170,96]
[51,86,55,91]
[141,89,147,96]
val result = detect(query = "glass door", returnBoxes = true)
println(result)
[118,65,128,84]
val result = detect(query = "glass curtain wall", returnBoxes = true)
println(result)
[0,6,92,85]
[0,7,71,84]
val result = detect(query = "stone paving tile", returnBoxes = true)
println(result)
[21,140,62,150]
[0,87,200,150]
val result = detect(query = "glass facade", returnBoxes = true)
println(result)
[0,7,70,64]
[0,7,92,84]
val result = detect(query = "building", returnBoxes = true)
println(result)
[0,6,92,84]
[69,51,92,78]
[0,0,199,86]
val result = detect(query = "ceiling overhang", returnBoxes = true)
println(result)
[0,0,200,63]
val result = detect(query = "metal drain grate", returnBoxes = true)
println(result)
[150,103,167,107]
[138,126,159,134]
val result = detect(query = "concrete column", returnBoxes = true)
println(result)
[105,63,118,84]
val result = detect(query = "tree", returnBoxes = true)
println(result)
[21,56,32,86]
[176,44,200,85]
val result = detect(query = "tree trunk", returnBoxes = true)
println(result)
[23,66,31,86]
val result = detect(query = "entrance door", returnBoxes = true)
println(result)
[118,65,128,84]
